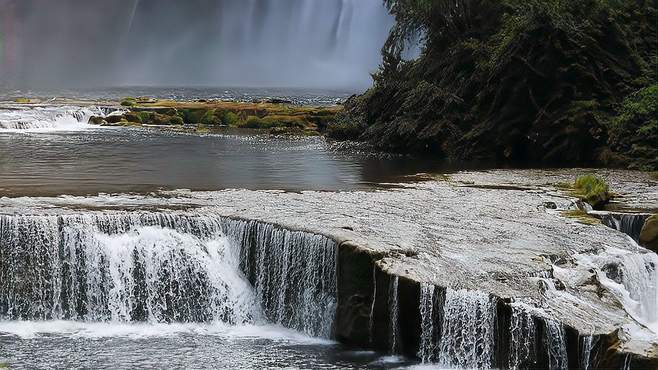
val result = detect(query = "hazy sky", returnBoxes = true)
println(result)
[0,0,393,89]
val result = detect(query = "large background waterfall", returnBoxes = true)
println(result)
[0,0,392,89]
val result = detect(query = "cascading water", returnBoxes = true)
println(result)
[0,213,337,338]
[418,283,436,363]
[577,248,658,335]
[437,289,496,369]
[509,303,538,370]
[544,319,569,370]
[0,106,103,131]
[600,213,650,243]
[222,219,337,338]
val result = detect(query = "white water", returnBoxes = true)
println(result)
[0,106,102,132]
[509,304,537,370]
[0,213,337,339]
[575,246,658,336]
[418,283,435,363]
[437,289,496,369]
[0,320,332,344]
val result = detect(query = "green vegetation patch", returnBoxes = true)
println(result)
[573,174,611,209]
[120,97,137,107]
[608,84,658,170]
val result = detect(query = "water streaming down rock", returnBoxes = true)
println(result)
[0,213,337,338]
[0,106,102,131]
[437,289,497,369]
[221,218,337,338]
[388,275,400,353]
[600,213,651,243]
[580,335,598,370]
[583,249,658,334]
[417,282,437,363]
[509,304,538,370]
[543,319,569,370]
[368,265,377,345]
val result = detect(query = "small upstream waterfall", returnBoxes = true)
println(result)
[0,213,337,338]
[600,213,650,243]
[0,106,103,131]
[437,289,496,369]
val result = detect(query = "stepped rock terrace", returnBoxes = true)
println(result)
[2,169,657,368]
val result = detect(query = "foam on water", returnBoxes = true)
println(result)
[0,320,333,344]
[0,106,103,132]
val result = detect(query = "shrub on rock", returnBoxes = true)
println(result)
[574,175,611,209]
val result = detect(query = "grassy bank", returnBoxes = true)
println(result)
[91,98,342,136]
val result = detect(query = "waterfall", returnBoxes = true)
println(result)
[544,319,569,370]
[418,283,436,363]
[509,304,537,370]
[110,0,392,88]
[437,289,496,369]
[0,106,102,131]
[600,213,650,243]
[388,275,399,353]
[0,213,337,338]
[221,219,337,338]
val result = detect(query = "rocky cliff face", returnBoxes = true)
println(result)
[337,0,657,169]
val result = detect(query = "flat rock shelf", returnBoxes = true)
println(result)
[1,169,657,369]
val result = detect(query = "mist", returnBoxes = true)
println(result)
[0,0,393,89]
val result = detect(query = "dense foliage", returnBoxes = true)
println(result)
[338,0,657,168]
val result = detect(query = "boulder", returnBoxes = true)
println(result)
[88,116,107,125]
[639,214,658,252]
[105,115,124,124]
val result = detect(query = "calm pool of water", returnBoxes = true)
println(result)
[0,126,445,197]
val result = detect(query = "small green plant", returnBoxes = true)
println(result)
[221,112,240,126]
[120,97,136,107]
[650,171,658,181]
[573,174,611,209]
[169,116,184,125]
[241,116,268,129]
